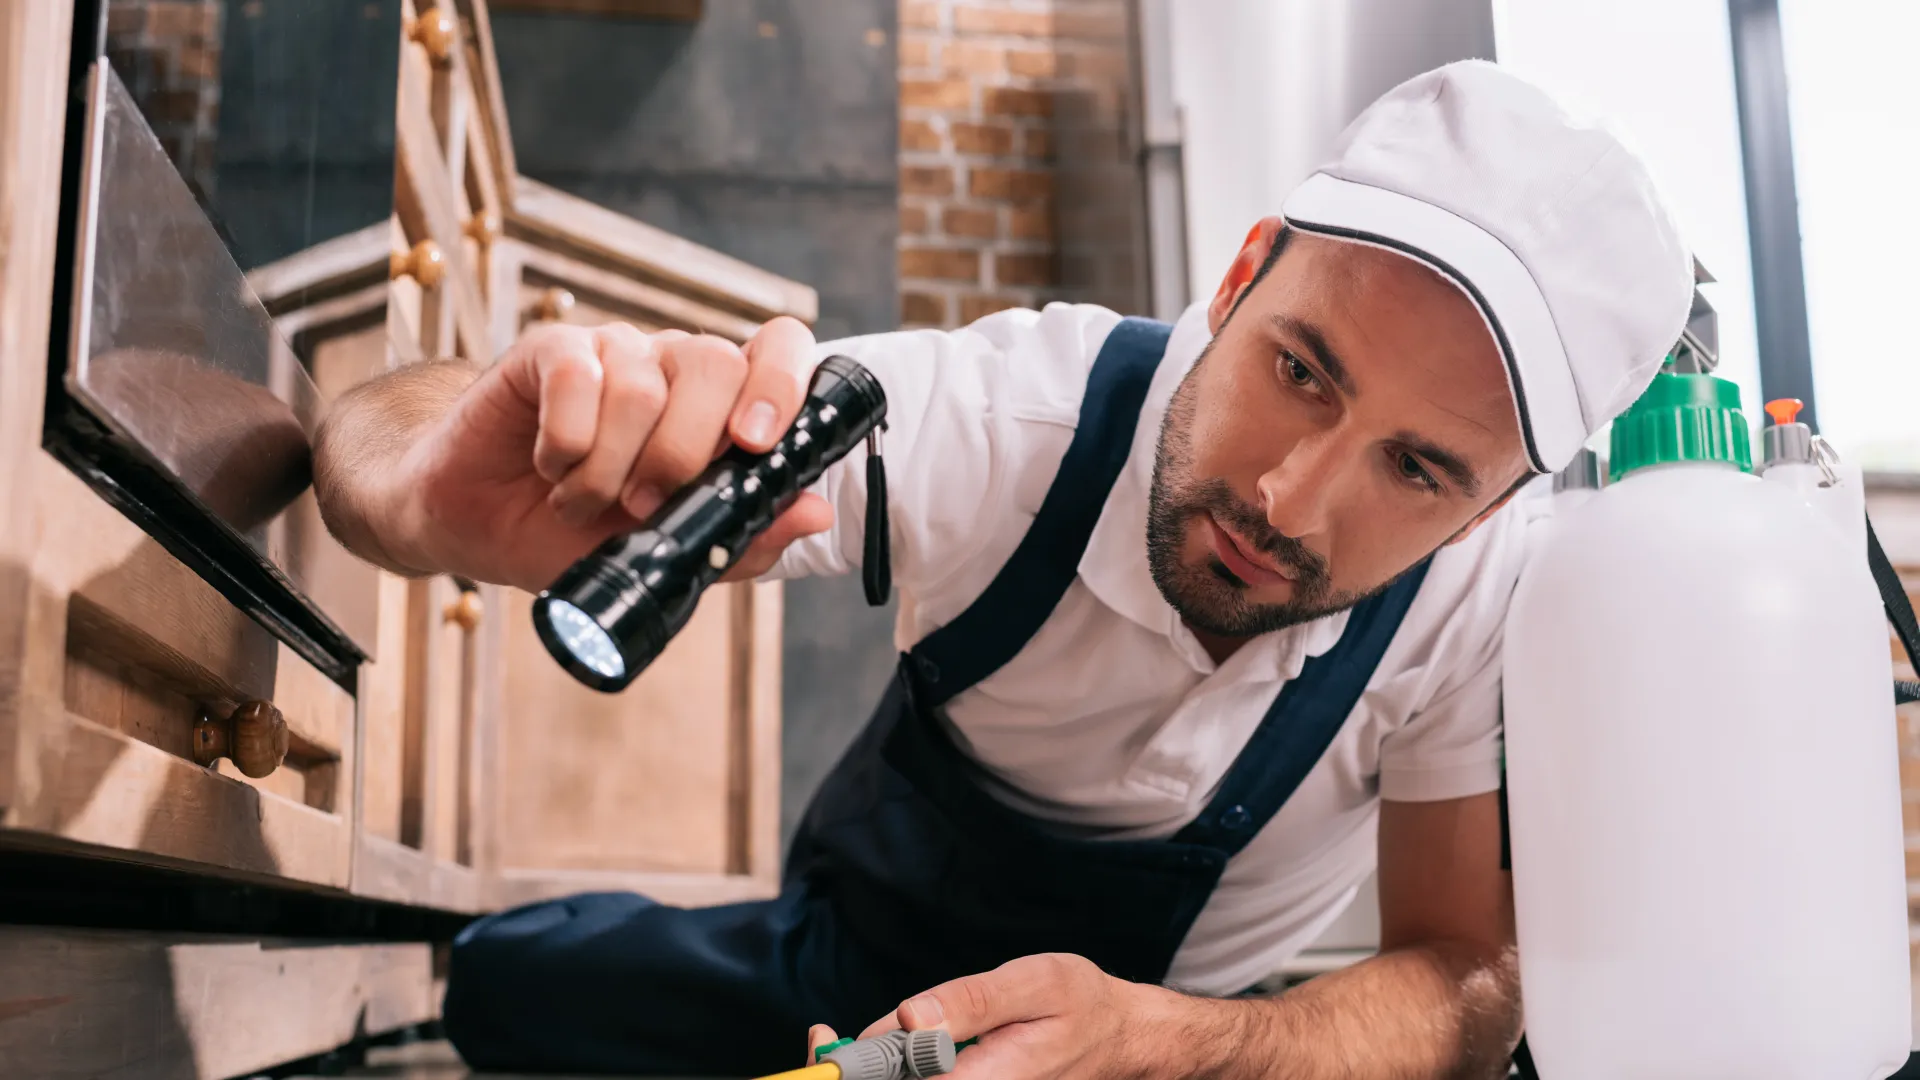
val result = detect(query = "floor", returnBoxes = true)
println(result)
[302,1041,736,1080]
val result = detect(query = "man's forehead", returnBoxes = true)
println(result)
[1258,232,1527,476]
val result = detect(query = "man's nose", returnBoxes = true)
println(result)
[1257,427,1359,540]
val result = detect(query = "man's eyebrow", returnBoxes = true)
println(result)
[1398,432,1483,498]
[1270,314,1356,396]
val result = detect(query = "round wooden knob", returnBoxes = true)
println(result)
[389,240,445,289]
[533,287,576,322]
[464,211,500,246]
[443,588,483,631]
[405,9,459,65]
[193,701,289,779]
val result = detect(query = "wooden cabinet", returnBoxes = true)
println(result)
[0,0,817,1069]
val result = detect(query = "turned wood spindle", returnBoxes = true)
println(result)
[533,287,576,323]
[443,588,484,632]
[389,239,446,289]
[405,9,460,66]
[464,211,501,247]
[193,701,290,779]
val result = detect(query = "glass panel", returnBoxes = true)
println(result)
[103,0,402,278]
[1778,0,1920,472]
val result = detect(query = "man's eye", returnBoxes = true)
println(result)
[1282,353,1319,390]
[1397,452,1441,493]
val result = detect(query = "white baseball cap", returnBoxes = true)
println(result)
[1280,60,1694,474]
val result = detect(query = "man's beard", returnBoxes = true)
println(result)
[1145,358,1391,638]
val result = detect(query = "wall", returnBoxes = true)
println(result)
[895,0,1147,329]
[1170,0,1496,297]
[491,0,902,842]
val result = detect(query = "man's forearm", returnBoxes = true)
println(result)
[1143,942,1519,1080]
[312,358,479,576]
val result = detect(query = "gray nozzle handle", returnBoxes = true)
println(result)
[823,1029,956,1080]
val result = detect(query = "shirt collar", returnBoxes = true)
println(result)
[1076,303,1352,677]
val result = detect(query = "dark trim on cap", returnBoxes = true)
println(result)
[1286,217,1549,474]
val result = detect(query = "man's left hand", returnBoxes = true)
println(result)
[807,954,1228,1080]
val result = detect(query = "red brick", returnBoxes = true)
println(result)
[147,1,215,40]
[1007,47,1058,79]
[1022,128,1053,160]
[1008,202,1053,241]
[961,294,1024,323]
[945,40,1006,76]
[953,5,1052,36]
[983,86,1053,117]
[106,6,146,35]
[900,246,983,283]
[1060,43,1131,79]
[900,204,932,235]
[175,44,221,81]
[900,118,943,153]
[1054,5,1128,39]
[970,165,1053,201]
[942,206,999,239]
[901,1,943,30]
[899,34,936,70]
[995,252,1056,287]
[952,121,1015,156]
[902,291,948,325]
[900,163,957,197]
[901,78,972,111]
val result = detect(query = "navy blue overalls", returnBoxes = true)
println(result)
[442,318,1431,1076]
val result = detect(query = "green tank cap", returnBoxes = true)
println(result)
[1609,370,1753,481]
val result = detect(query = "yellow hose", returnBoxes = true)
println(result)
[751,1064,841,1080]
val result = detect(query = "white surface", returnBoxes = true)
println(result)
[1167,0,1496,302]
[1492,0,1764,453]
[1778,0,1920,471]
[1506,463,1911,1078]
[770,301,1539,995]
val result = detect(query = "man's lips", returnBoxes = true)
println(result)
[1205,514,1293,587]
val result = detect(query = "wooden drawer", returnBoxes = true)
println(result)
[0,455,356,888]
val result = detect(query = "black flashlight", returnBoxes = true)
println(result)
[532,355,888,692]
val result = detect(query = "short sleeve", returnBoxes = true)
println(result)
[1375,485,1552,802]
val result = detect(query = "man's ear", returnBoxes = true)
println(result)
[1445,474,1534,546]
[1208,216,1286,334]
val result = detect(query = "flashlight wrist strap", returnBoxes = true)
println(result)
[863,425,891,606]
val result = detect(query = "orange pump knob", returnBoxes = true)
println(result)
[1764,398,1805,426]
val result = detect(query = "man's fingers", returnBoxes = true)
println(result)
[527,326,606,483]
[622,335,749,511]
[549,325,668,526]
[806,1024,839,1065]
[731,316,818,452]
[717,493,833,582]
[871,955,1079,1043]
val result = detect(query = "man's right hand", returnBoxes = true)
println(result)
[371,317,833,592]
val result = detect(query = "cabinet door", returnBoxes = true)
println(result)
[479,242,785,908]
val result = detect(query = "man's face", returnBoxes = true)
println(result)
[1148,227,1529,638]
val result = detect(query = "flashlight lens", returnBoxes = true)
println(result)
[544,599,626,681]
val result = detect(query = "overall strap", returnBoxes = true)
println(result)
[907,316,1173,708]
[1172,559,1434,857]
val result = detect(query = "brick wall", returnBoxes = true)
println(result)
[105,1,226,200]
[897,0,1147,330]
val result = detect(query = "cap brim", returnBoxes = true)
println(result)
[1280,173,1583,474]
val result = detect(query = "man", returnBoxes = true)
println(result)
[314,61,1690,1078]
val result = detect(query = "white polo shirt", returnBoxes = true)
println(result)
[770,300,1545,995]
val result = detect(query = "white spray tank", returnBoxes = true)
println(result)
[1504,351,1911,1078]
